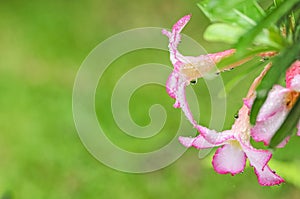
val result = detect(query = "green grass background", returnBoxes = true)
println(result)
[1,0,300,198]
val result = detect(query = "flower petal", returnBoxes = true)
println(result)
[196,125,235,145]
[179,135,219,149]
[276,136,290,148]
[162,15,191,66]
[240,141,272,171]
[290,74,300,92]
[243,97,254,109]
[254,165,285,186]
[256,85,289,121]
[166,71,182,100]
[297,120,300,136]
[208,49,235,63]
[251,110,288,146]
[286,60,300,89]
[174,80,197,125]
[212,144,246,175]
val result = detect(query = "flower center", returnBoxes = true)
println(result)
[228,140,242,149]
[286,91,300,109]
[180,61,214,81]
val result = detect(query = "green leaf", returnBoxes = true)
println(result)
[203,23,245,43]
[250,41,300,124]
[236,0,299,52]
[269,98,300,148]
[198,0,264,28]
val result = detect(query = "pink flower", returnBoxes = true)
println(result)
[179,105,284,186]
[162,15,235,126]
[250,61,300,147]
[163,15,284,186]
[179,64,284,186]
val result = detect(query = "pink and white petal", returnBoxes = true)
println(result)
[196,125,235,145]
[256,85,290,121]
[208,49,235,63]
[178,136,195,148]
[240,141,272,171]
[179,135,219,149]
[286,60,300,89]
[251,110,289,146]
[174,80,197,126]
[212,144,246,175]
[290,74,300,91]
[276,136,290,148]
[162,15,191,66]
[166,71,181,99]
[170,14,191,48]
[254,165,285,186]
[243,97,254,109]
[297,120,300,136]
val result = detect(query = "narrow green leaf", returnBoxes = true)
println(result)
[250,41,300,124]
[269,98,300,148]
[236,0,299,51]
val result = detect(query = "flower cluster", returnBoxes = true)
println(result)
[162,15,300,186]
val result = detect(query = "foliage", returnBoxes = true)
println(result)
[199,0,300,148]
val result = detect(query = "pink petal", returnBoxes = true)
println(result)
[297,120,300,136]
[251,110,288,146]
[179,135,219,149]
[178,136,195,148]
[254,165,285,186]
[173,79,197,125]
[243,97,254,109]
[208,49,235,63]
[286,60,300,89]
[166,71,182,99]
[196,125,235,145]
[276,136,290,148]
[256,85,289,121]
[162,15,191,66]
[290,74,300,91]
[239,140,272,171]
[212,144,246,175]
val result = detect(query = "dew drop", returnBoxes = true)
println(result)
[190,79,197,85]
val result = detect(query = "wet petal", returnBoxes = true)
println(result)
[297,120,300,136]
[240,141,272,171]
[251,110,288,146]
[166,71,182,99]
[256,85,289,121]
[254,165,285,186]
[196,125,235,145]
[179,135,219,149]
[276,136,290,148]
[162,15,191,66]
[290,74,300,91]
[208,49,235,63]
[243,97,254,109]
[212,144,246,175]
[286,60,300,89]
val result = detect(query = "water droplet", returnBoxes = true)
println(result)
[234,114,239,119]
[190,79,197,85]
[260,57,269,62]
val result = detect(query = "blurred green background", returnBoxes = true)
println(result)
[1,0,300,198]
